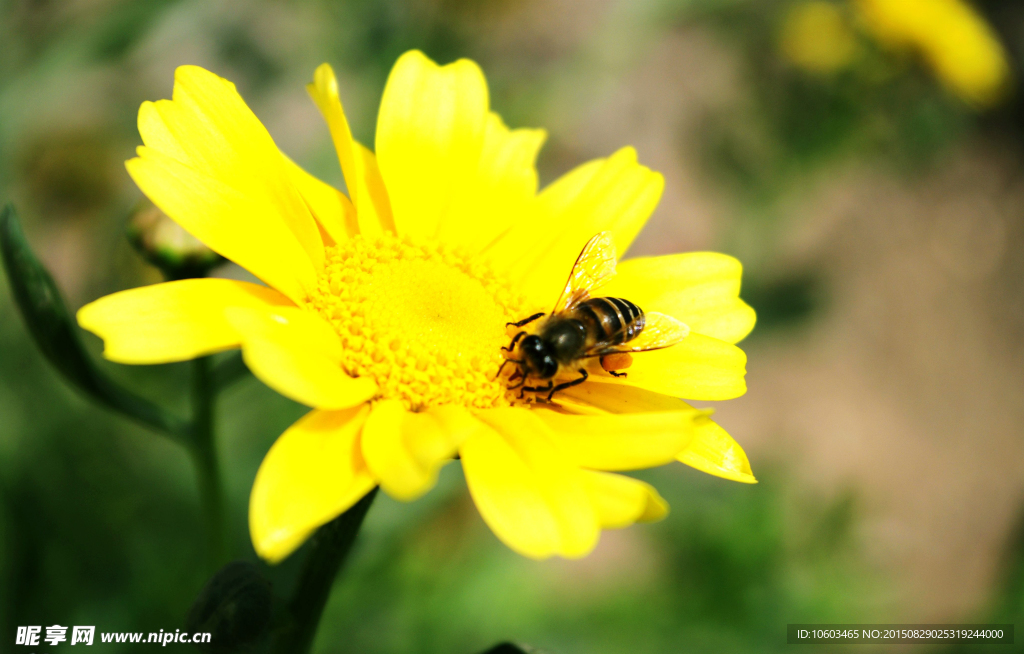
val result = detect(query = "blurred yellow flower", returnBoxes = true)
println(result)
[856,0,1010,106]
[77,51,756,563]
[780,1,858,74]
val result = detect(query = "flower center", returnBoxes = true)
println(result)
[309,233,532,411]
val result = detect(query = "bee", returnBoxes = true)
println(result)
[499,232,689,401]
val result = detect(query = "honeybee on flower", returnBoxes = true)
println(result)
[78,50,756,562]
[499,231,690,402]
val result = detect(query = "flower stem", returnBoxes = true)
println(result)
[272,488,379,654]
[189,355,224,570]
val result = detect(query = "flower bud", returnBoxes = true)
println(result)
[127,200,224,279]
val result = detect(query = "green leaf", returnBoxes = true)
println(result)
[271,489,379,654]
[0,203,190,442]
[186,561,273,653]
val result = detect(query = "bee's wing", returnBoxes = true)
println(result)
[552,232,618,313]
[596,312,690,353]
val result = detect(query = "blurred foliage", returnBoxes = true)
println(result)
[670,0,976,209]
[313,466,875,654]
[741,271,825,335]
[663,0,1020,342]
[19,130,119,216]
[0,0,1020,652]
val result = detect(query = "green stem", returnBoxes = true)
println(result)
[211,351,250,392]
[189,356,224,570]
[272,489,379,654]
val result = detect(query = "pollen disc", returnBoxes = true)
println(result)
[309,233,533,410]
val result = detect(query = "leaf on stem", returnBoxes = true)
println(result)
[0,203,190,441]
[186,560,273,654]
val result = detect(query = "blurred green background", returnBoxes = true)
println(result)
[2,0,1024,652]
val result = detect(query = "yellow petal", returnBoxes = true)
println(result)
[225,306,377,410]
[127,147,317,304]
[439,113,546,251]
[463,408,598,559]
[488,147,664,306]
[249,406,376,563]
[359,400,415,498]
[583,471,668,528]
[77,279,292,364]
[591,332,747,401]
[375,50,489,242]
[603,252,756,344]
[135,66,324,295]
[308,64,394,235]
[425,404,486,458]
[678,416,757,484]
[534,407,700,471]
[360,400,476,501]
[137,100,189,162]
[282,155,358,244]
[356,142,394,232]
[559,383,757,483]
[560,381,699,413]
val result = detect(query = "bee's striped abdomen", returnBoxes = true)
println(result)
[574,297,645,347]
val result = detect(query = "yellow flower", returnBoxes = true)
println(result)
[780,1,859,74]
[77,51,756,562]
[856,0,1011,106]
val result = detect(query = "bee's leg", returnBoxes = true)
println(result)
[496,359,512,378]
[522,381,554,393]
[600,354,631,377]
[507,376,527,390]
[501,331,527,353]
[547,369,588,401]
[495,357,525,380]
[519,380,553,400]
[506,312,545,328]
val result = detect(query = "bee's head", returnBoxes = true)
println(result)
[520,335,558,379]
